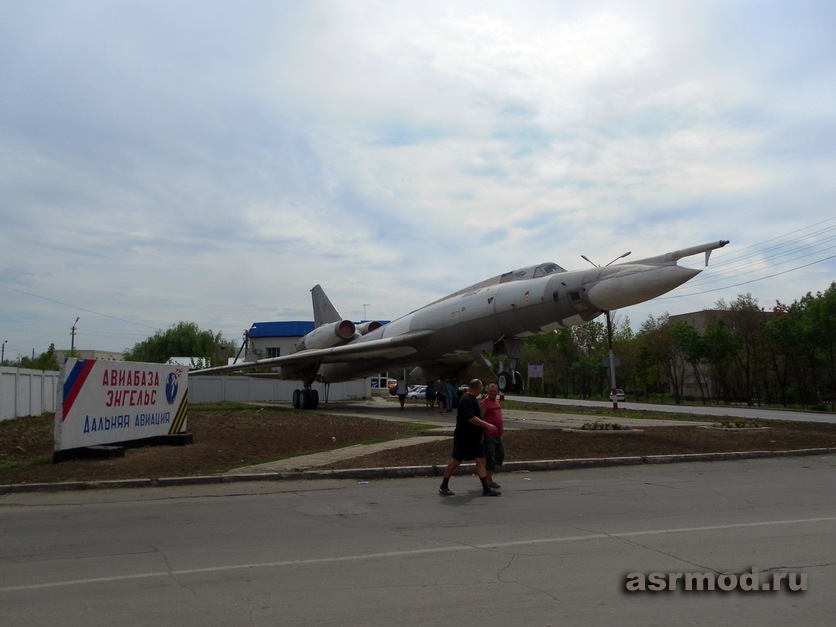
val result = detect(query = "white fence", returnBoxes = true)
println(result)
[0,367,60,420]
[188,376,369,404]
[1,367,370,421]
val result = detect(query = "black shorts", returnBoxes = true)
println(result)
[484,435,504,472]
[451,438,485,462]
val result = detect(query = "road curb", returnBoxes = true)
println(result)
[3,447,835,494]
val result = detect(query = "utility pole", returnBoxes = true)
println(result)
[1,339,7,363]
[71,317,80,354]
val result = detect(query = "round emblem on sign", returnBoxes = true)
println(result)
[165,372,179,404]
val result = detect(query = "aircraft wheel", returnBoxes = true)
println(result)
[310,389,319,410]
[512,370,525,393]
[292,389,301,409]
[497,371,512,394]
[300,389,311,409]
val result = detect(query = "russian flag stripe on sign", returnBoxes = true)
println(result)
[62,359,95,421]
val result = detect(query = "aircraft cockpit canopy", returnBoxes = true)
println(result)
[535,262,565,277]
[435,261,568,305]
[499,262,566,283]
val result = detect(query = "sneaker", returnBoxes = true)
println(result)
[488,482,501,489]
[439,487,454,496]
[482,488,501,497]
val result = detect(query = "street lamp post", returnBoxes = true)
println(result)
[1,340,7,363]
[604,310,618,409]
[581,252,631,410]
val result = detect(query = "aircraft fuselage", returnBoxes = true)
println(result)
[317,259,701,383]
[194,240,728,396]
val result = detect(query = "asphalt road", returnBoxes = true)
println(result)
[1,455,834,626]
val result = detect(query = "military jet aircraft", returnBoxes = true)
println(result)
[195,239,728,409]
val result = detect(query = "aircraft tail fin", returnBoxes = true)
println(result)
[311,284,342,328]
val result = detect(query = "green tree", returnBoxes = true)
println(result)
[763,301,804,406]
[806,283,836,406]
[638,313,682,402]
[670,322,707,403]
[703,318,741,404]
[765,283,836,407]
[18,343,61,371]
[716,294,768,406]
[124,322,236,366]
[607,312,635,397]
[522,332,563,397]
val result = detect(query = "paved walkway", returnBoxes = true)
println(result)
[223,434,450,474]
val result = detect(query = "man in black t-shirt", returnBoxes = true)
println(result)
[438,379,500,497]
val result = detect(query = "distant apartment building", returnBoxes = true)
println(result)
[54,349,125,362]
[669,308,773,400]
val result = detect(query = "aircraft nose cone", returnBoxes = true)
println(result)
[586,265,702,311]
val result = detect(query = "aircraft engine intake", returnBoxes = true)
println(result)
[294,320,356,352]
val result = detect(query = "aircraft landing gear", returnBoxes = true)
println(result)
[497,369,525,394]
[497,371,513,394]
[494,338,525,395]
[292,387,320,410]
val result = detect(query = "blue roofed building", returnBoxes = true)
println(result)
[248,321,315,359]
[244,321,394,393]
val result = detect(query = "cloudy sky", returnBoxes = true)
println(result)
[2,0,835,359]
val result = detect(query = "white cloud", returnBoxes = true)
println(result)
[0,0,834,358]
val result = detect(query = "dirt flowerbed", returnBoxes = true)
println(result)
[2,405,835,485]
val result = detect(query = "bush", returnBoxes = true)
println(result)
[714,418,760,428]
[581,421,625,431]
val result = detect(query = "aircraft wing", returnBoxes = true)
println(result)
[194,330,434,375]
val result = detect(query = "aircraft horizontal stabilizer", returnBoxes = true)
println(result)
[629,240,729,267]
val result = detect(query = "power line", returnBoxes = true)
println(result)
[0,282,157,329]
[670,255,836,298]
[660,215,836,300]
[682,235,836,288]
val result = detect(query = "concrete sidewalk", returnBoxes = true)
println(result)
[222,433,450,475]
[312,396,711,430]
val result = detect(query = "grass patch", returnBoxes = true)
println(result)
[0,455,52,470]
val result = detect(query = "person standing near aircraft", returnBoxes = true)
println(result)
[425,381,435,410]
[480,383,504,489]
[436,379,447,413]
[446,380,455,412]
[396,378,408,409]
[439,379,501,497]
